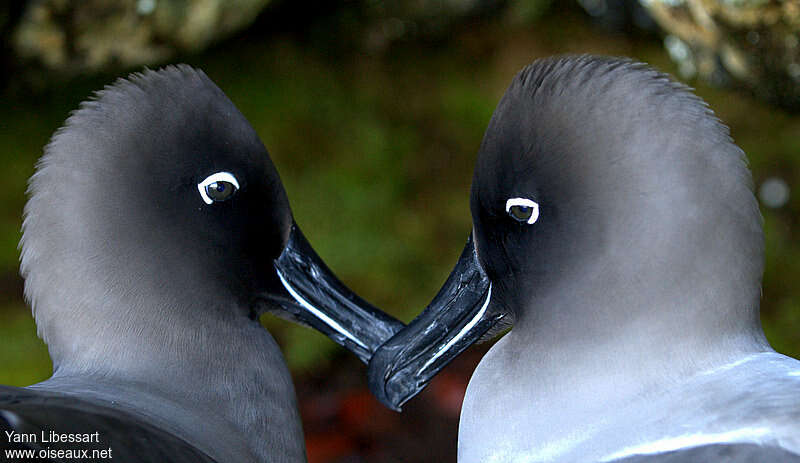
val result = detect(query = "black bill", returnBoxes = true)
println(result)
[272,224,405,363]
[367,234,504,411]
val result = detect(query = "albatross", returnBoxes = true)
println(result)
[367,55,800,462]
[1,65,402,462]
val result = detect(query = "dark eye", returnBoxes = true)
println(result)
[198,172,240,205]
[206,181,237,202]
[505,198,540,225]
[509,205,533,222]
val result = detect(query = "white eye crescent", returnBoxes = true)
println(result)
[198,172,240,205]
[505,197,540,224]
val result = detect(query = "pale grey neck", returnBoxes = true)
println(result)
[31,315,306,463]
[511,272,770,395]
[508,178,769,385]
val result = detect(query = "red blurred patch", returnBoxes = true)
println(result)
[305,433,356,463]
[339,390,395,433]
[296,346,490,462]
[429,372,468,417]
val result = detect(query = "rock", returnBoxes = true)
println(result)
[641,0,800,112]
[12,0,271,75]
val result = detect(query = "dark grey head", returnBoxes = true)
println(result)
[20,65,401,376]
[369,55,767,410]
[470,56,763,327]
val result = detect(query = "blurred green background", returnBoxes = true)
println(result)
[1,0,798,391]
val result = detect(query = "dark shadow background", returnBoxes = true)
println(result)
[1,2,798,462]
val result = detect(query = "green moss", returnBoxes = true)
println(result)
[0,305,51,386]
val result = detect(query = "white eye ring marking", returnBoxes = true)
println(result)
[197,172,240,205]
[505,197,540,224]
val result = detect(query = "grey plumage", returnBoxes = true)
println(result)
[364,55,800,462]
[8,64,405,462]
[459,55,800,462]
[1,386,217,461]
[613,443,800,462]
[7,65,309,462]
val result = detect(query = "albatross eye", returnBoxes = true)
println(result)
[505,198,540,225]
[197,172,240,205]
